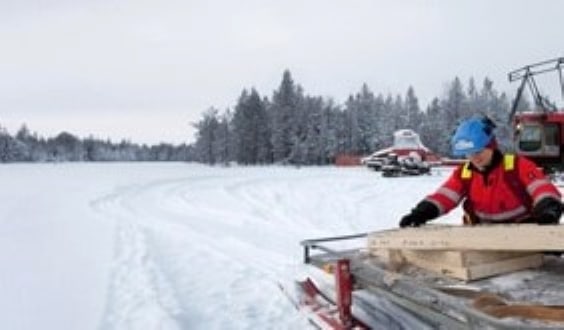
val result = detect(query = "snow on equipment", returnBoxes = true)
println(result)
[380,152,431,177]
[361,129,437,174]
[299,224,564,329]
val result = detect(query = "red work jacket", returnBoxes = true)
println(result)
[425,153,561,223]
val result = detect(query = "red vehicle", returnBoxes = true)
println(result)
[510,57,564,172]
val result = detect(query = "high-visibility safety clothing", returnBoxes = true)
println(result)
[425,154,561,224]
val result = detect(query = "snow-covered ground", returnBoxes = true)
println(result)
[0,163,462,330]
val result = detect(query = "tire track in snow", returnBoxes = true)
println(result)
[91,174,307,329]
[91,172,318,329]
[144,175,309,329]
[91,167,430,329]
[92,182,186,330]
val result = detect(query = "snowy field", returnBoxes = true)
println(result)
[0,163,462,330]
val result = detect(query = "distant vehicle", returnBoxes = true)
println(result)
[381,152,431,177]
[360,150,387,170]
[509,57,564,173]
[361,129,439,173]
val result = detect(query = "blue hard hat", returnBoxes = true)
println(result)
[451,116,495,156]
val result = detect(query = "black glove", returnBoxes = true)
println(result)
[399,213,427,227]
[399,200,440,228]
[532,198,563,225]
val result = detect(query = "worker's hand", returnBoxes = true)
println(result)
[533,198,562,225]
[399,212,427,228]
[398,200,439,228]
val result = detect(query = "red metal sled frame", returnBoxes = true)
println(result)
[298,259,369,330]
[299,233,370,329]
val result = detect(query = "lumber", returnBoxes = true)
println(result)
[401,250,536,267]
[371,249,543,281]
[464,254,543,280]
[410,253,542,280]
[368,224,564,251]
[473,293,564,322]
[370,249,543,280]
[369,249,405,271]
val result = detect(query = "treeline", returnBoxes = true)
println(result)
[0,125,194,162]
[193,70,525,165]
[0,69,525,164]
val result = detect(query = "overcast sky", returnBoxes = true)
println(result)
[1,0,563,145]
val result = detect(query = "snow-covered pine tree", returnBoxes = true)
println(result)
[405,86,423,132]
[232,89,269,164]
[193,108,220,164]
[270,70,300,163]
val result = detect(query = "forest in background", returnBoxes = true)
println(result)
[0,126,193,162]
[0,69,528,164]
[193,70,528,165]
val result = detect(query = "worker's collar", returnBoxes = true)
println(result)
[467,149,502,174]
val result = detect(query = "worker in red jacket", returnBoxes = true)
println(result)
[399,115,562,227]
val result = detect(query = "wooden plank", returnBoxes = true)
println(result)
[402,250,536,267]
[462,251,536,266]
[404,253,543,281]
[369,249,405,270]
[402,250,465,267]
[404,254,469,279]
[466,254,543,280]
[368,224,564,251]
[369,248,400,262]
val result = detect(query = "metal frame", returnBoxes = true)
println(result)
[301,234,563,329]
[508,57,564,120]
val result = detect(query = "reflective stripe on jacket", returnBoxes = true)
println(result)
[425,154,561,223]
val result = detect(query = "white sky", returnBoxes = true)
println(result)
[1,0,563,144]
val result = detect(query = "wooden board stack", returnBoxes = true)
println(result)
[368,224,564,281]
